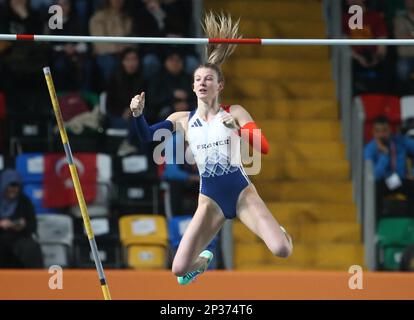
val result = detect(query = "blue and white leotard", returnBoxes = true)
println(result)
[187,107,251,219]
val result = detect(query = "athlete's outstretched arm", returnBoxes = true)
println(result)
[224,105,270,155]
[130,92,185,144]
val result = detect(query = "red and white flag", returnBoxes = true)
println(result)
[43,153,97,208]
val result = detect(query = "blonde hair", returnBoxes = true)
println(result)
[196,12,242,82]
[203,11,241,66]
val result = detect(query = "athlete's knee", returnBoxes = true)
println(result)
[172,260,189,277]
[269,239,292,258]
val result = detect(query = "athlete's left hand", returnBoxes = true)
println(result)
[221,113,239,130]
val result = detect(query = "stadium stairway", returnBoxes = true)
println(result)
[205,0,364,270]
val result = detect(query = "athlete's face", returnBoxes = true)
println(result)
[193,67,223,101]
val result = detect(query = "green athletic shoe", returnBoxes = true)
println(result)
[177,250,213,285]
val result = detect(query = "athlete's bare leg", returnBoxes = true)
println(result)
[236,184,293,258]
[172,194,226,276]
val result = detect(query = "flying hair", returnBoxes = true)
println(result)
[199,11,242,82]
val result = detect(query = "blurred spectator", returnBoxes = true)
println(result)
[164,16,200,75]
[162,99,198,216]
[146,49,194,122]
[0,0,43,34]
[132,0,192,79]
[0,0,51,113]
[70,0,104,33]
[380,0,406,29]
[30,0,53,11]
[364,116,414,214]
[161,0,193,35]
[48,0,94,92]
[105,48,147,156]
[343,0,389,94]
[112,49,149,157]
[394,0,414,93]
[57,91,101,136]
[131,0,166,80]
[89,0,133,86]
[106,48,147,129]
[30,0,54,24]
[0,169,43,268]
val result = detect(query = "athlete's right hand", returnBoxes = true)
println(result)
[130,92,145,117]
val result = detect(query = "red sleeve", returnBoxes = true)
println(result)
[222,105,270,154]
[238,122,269,155]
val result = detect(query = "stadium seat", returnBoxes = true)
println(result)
[119,214,168,269]
[66,153,112,217]
[68,182,111,217]
[377,217,414,270]
[23,183,58,214]
[127,245,167,269]
[99,92,129,154]
[37,214,74,246]
[8,116,54,153]
[112,152,160,213]
[37,214,74,268]
[74,216,119,240]
[73,216,122,268]
[119,214,168,247]
[97,153,112,184]
[400,96,414,121]
[380,245,406,270]
[40,243,71,268]
[103,129,128,155]
[94,182,111,206]
[114,183,160,214]
[377,218,414,246]
[74,238,122,268]
[16,154,62,214]
[99,92,107,116]
[112,152,157,183]
[15,153,44,183]
[69,205,109,218]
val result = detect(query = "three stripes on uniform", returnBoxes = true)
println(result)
[191,119,203,128]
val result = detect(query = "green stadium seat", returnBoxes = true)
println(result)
[377,218,414,246]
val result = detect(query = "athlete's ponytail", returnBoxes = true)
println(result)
[198,12,242,83]
[203,11,241,67]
